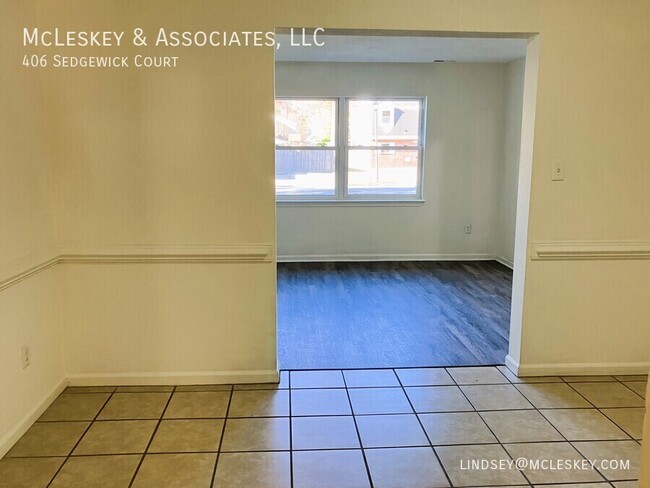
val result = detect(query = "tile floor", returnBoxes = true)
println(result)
[0,366,645,487]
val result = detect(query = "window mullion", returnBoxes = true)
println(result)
[338,97,348,200]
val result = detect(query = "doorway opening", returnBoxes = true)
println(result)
[274,29,539,371]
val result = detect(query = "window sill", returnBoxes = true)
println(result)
[276,199,425,207]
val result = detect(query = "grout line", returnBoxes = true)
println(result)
[341,370,375,488]
[209,384,234,487]
[45,390,116,487]
[393,367,455,488]
[127,387,176,488]
[288,370,294,488]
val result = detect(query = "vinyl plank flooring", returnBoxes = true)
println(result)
[277,261,512,369]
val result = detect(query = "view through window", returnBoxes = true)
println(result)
[275,97,425,200]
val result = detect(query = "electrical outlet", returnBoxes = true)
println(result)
[465,224,472,234]
[552,161,565,181]
[21,345,31,369]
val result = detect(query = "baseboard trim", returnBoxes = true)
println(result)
[66,369,280,386]
[0,378,67,459]
[277,253,496,263]
[495,256,514,269]
[506,356,650,377]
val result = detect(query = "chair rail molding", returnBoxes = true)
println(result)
[0,244,274,291]
[59,244,274,264]
[532,240,650,261]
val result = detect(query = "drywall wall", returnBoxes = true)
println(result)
[497,57,526,266]
[0,4,65,456]
[275,61,510,260]
[0,0,647,413]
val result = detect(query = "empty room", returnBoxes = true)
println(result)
[1,1,649,487]
[275,32,527,370]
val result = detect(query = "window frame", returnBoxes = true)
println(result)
[275,96,427,204]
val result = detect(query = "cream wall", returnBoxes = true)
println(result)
[0,3,65,456]
[276,61,520,262]
[1,0,650,452]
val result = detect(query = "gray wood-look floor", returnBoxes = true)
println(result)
[278,261,512,370]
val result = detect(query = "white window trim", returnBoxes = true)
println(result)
[276,96,427,203]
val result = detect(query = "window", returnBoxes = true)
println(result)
[275,97,426,201]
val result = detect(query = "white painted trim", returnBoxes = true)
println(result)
[506,356,650,377]
[278,253,496,263]
[60,245,274,264]
[495,256,514,269]
[66,370,280,386]
[507,35,540,368]
[532,240,650,261]
[0,245,274,292]
[505,354,520,375]
[0,379,67,459]
[0,250,59,292]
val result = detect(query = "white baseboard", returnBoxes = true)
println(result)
[278,253,496,263]
[0,378,67,459]
[66,369,280,386]
[505,355,650,377]
[495,255,514,269]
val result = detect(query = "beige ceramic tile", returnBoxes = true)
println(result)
[73,420,157,455]
[480,410,562,443]
[365,447,450,488]
[7,422,89,457]
[290,388,351,416]
[611,482,639,488]
[356,414,428,448]
[562,376,616,382]
[436,444,527,486]
[115,386,174,393]
[404,386,473,413]
[293,450,370,488]
[49,455,140,488]
[163,391,230,418]
[446,367,509,385]
[228,390,289,417]
[131,453,216,488]
[461,384,533,410]
[291,416,359,450]
[614,375,648,382]
[233,371,289,390]
[290,370,345,388]
[623,381,647,398]
[0,457,64,488]
[221,417,290,451]
[601,408,645,439]
[39,393,110,421]
[343,369,400,387]
[148,419,224,452]
[515,383,592,409]
[572,440,641,481]
[532,484,611,488]
[570,383,645,408]
[420,412,496,445]
[348,387,412,414]
[64,386,116,394]
[176,384,232,392]
[496,366,562,384]
[540,409,629,441]
[213,452,291,488]
[505,442,604,484]
[98,393,170,420]
[395,368,455,386]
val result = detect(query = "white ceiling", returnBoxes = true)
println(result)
[276,34,528,64]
